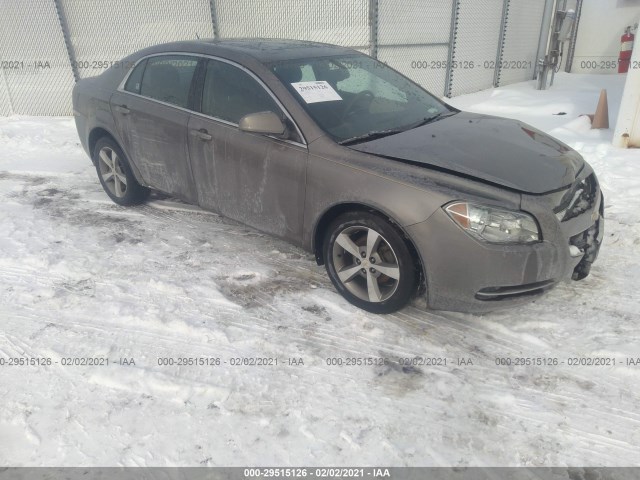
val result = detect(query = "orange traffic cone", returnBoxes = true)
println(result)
[591,89,609,129]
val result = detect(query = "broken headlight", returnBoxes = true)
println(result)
[445,202,540,244]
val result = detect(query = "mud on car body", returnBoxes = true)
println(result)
[73,39,603,313]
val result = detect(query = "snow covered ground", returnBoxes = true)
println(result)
[1,73,639,467]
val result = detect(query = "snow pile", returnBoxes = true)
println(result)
[0,74,639,467]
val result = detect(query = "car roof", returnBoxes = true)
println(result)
[141,38,360,63]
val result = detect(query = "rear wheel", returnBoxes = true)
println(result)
[93,137,149,206]
[324,212,418,314]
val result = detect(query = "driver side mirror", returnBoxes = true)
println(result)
[238,111,287,137]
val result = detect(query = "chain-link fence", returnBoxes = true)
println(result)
[216,0,369,50]
[0,0,553,115]
[0,0,76,115]
[60,0,216,80]
[448,0,505,97]
[0,69,12,116]
[497,0,547,87]
[377,0,453,100]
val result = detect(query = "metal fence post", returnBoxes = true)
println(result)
[564,0,582,72]
[368,0,379,59]
[209,0,220,39]
[53,0,79,82]
[445,0,460,97]
[534,0,556,80]
[493,0,510,87]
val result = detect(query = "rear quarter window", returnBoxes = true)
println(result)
[124,59,147,94]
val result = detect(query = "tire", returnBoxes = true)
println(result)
[93,137,149,206]
[323,211,418,314]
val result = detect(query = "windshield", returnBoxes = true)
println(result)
[269,55,453,144]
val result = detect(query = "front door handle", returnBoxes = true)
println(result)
[190,128,212,141]
[114,104,130,115]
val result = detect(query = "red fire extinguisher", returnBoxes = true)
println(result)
[619,26,635,73]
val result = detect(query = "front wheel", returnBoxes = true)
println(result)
[323,212,418,314]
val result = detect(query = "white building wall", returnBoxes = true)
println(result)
[571,0,640,74]
[613,30,640,147]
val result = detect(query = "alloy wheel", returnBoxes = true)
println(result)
[98,146,128,198]
[331,226,401,303]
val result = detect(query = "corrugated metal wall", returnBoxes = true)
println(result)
[0,0,552,115]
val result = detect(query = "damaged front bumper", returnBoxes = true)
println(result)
[406,168,604,313]
[570,195,604,280]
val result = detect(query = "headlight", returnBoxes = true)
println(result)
[444,202,540,244]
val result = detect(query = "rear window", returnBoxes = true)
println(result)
[138,55,198,108]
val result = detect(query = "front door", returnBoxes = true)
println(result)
[187,59,308,242]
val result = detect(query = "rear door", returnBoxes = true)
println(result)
[111,54,200,202]
[187,58,308,242]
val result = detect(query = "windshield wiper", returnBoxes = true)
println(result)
[405,111,454,129]
[338,111,456,146]
[338,128,406,146]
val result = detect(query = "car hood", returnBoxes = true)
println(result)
[348,112,584,194]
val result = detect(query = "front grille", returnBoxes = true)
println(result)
[554,174,598,222]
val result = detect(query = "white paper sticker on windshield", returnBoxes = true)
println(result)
[291,81,343,103]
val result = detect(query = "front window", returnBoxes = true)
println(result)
[201,59,281,124]
[270,55,453,144]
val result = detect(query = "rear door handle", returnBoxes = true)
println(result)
[114,104,130,115]
[190,128,212,141]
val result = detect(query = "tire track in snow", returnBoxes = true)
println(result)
[2,127,640,465]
